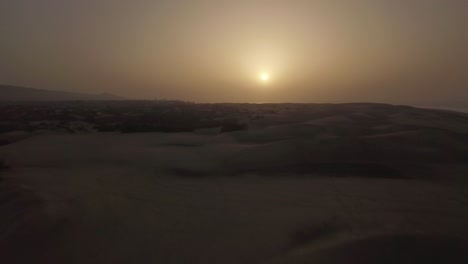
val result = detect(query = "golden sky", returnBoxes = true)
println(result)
[1,0,467,103]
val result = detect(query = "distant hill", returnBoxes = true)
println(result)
[0,85,125,101]
[417,103,468,113]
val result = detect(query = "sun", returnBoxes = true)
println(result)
[259,73,270,82]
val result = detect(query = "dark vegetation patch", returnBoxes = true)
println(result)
[0,101,252,134]
[1,101,468,136]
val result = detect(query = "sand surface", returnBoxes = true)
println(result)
[1,104,468,263]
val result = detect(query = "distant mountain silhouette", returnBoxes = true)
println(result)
[0,85,125,101]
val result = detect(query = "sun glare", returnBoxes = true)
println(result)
[260,73,270,82]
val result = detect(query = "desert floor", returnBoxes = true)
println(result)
[1,130,468,264]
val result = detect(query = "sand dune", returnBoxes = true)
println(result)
[1,103,468,263]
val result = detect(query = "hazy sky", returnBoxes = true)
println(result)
[1,0,467,103]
